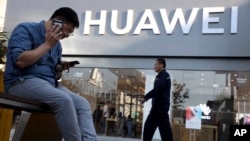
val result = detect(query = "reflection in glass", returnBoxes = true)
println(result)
[61,68,250,141]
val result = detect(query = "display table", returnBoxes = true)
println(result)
[105,118,117,136]
[173,123,218,141]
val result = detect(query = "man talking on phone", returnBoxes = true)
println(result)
[4,7,97,141]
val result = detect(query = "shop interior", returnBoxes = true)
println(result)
[56,68,250,140]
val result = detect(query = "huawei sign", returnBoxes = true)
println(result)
[83,7,238,35]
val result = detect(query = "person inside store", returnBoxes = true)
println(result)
[4,7,97,141]
[92,105,103,133]
[117,112,126,136]
[139,58,173,141]
[101,101,111,134]
[126,114,134,138]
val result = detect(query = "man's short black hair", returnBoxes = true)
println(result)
[156,58,166,68]
[50,7,79,28]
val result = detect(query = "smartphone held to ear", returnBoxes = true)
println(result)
[52,19,63,26]
[52,19,63,30]
[52,19,63,36]
[69,61,80,67]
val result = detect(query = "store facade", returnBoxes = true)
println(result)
[2,0,250,140]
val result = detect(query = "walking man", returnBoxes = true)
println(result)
[140,58,173,141]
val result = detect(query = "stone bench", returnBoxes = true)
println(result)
[0,93,62,141]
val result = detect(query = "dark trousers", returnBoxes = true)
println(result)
[101,117,107,133]
[143,107,173,141]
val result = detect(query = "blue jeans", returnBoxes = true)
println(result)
[126,120,133,138]
[8,78,97,141]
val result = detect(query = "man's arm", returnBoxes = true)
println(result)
[142,73,170,103]
[16,43,52,69]
[14,24,62,69]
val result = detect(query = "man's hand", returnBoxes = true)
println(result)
[139,98,146,104]
[45,23,63,48]
[56,72,62,80]
[55,61,73,72]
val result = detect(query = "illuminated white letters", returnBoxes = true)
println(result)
[83,6,238,35]
[134,9,160,35]
[160,8,199,34]
[83,10,107,35]
[231,6,238,33]
[202,7,225,34]
[111,10,134,35]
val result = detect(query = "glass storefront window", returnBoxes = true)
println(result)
[61,68,250,141]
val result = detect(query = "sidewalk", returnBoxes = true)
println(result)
[9,129,142,141]
[97,135,160,141]
[97,135,141,141]
[10,129,161,141]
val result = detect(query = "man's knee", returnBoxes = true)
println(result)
[50,94,74,108]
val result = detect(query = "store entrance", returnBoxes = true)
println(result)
[60,68,250,141]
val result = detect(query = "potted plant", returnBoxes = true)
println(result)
[172,79,189,109]
[172,79,189,124]
[0,31,8,67]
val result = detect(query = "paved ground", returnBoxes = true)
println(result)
[10,129,142,141]
[11,129,162,141]
[97,135,160,141]
[97,135,142,141]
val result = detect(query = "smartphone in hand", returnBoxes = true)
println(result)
[52,19,63,26]
[69,61,80,67]
[52,19,63,31]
